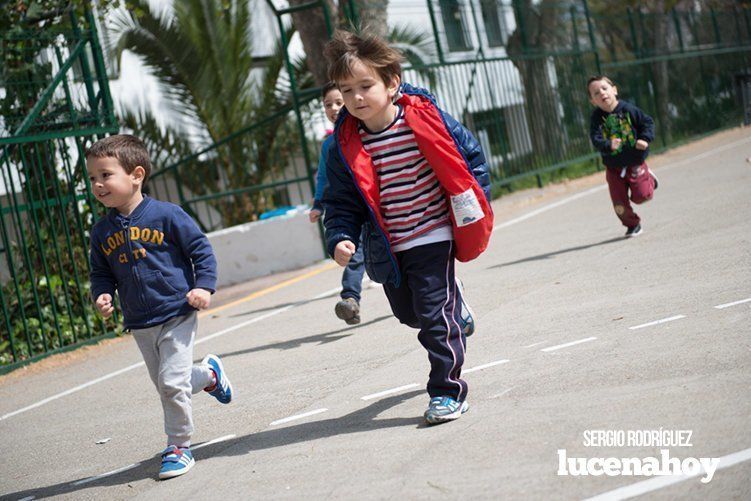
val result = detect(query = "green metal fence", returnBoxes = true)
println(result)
[156,2,750,223]
[0,8,120,373]
[148,101,326,232]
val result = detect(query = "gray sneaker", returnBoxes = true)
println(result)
[335,297,360,325]
[424,396,469,425]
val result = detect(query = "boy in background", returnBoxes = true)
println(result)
[310,83,367,325]
[588,75,658,237]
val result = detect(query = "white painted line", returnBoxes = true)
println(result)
[628,315,686,330]
[583,446,751,501]
[493,186,605,232]
[0,361,145,421]
[490,388,513,399]
[70,434,236,487]
[492,134,751,234]
[270,408,329,426]
[196,286,340,346]
[541,337,597,352]
[463,359,510,374]
[660,135,751,173]
[714,297,751,309]
[361,383,420,401]
[524,341,547,348]
[18,497,35,501]
[72,462,141,486]
[0,286,341,422]
[192,434,236,451]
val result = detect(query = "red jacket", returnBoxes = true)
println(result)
[323,84,494,284]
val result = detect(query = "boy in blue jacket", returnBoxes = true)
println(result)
[322,31,494,425]
[86,135,233,479]
[309,82,367,325]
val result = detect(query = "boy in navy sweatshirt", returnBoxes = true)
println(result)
[588,75,658,237]
[86,134,233,480]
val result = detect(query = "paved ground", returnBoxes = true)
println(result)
[1,127,750,500]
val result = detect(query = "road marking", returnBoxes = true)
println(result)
[361,383,420,401]
[197,262,338,318]
[714,297,751,309]
[0,287,341,422]
[659,135,751,173]
[0,362,145,421]
[490,388,513,399]
[18,497,35,501]
[628,315,686,330]
[195,286,340,347]
[541,337,597,352]
[583,446,751,501]
[524,341,547,348]
[192,434,236,451]
[70,434,236,487]
[270,408,328,426]
[72,462,141,486]
[493,186,605,232]
[463,359,510,374]
[492,134,751,234]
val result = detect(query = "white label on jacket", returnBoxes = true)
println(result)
[450,188,484,227]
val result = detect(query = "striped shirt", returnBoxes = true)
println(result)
[359,106,452,251]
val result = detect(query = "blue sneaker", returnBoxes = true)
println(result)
[159,446,194,479]
[456,278,476,337]
[202,354,233,404]
[424,396,469,425]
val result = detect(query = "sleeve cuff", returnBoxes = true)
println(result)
[91,287,115,301]
[195,279,217,294]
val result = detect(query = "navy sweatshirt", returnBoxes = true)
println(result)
[589,100,655,168]
[89,196,217,329]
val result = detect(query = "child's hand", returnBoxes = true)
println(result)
[95,293,114,318]
[610,137,622,151]
[309,208,322,223]
[334,240,356,266]
[635,139,649,151]
[187,288,212,310]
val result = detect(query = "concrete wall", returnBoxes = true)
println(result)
[207,206,327,288]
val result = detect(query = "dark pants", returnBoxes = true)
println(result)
[341,234,366,303]
[606,163,655,228]
[383,241,468,401]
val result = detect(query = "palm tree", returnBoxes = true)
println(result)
[110,0,311,227]
[110,0,436,227]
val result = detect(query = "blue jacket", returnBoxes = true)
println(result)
[312,135,334,212]
[89,196,217,329]
[322,83,493,287]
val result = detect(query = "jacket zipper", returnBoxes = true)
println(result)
[120,218,146,315]
[334,128,401,287]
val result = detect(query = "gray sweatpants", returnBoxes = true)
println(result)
[131,311,214,448]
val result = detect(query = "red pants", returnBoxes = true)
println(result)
[605,163,655,228]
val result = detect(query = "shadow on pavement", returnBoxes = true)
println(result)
[488,237,624,269]
[216,315,393,358]
[2,391,425,499]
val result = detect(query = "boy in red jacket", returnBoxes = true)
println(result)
[322,31,493,424]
